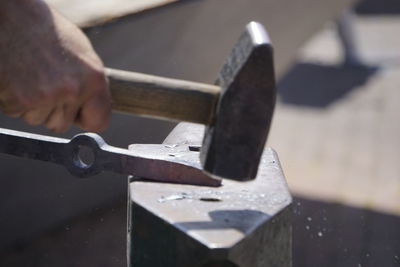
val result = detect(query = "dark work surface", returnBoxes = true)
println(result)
[1,195,399,267]
[293,197,400,267]
[0,113,175,251]
[0,199,127,267]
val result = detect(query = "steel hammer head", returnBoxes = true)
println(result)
[200,21,276,181]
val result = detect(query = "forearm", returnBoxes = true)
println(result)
[0,0,50,20]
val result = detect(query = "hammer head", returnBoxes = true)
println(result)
[200,22,276,181]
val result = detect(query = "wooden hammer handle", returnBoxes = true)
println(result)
[106,68,220,125]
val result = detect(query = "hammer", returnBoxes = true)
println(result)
[0,22,275,184]
[107,21,276,181]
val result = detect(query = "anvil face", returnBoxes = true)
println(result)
[128,147,292,267]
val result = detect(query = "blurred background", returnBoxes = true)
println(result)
[0,0,399,266]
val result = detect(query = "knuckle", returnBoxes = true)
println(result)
[60,82,80,101]
[53,125,69,133]
[2,107,24,117]
[23,117,39,126]
[25,117,39,126]
[46,121,65,133]
[0,95,24,115]
[22,113,37,126]
[37,76,79,102]
[82,119,106,132]
[22,108,50,126]
[45,120,55,132]
[18,89,46,109]
[82,111,110,132]
[88,68,107,93]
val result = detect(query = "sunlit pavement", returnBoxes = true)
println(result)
[269,11,400,267]
[270,14,400,216]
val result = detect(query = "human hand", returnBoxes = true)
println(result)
[0,0,111,132]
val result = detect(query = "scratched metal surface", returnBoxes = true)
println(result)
[131,148,291,247]
[129,122,292,266]
[129,148,292,266]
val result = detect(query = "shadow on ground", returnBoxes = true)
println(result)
[355,0,400,15]
[293,196,400,267]
[278,63,378,107]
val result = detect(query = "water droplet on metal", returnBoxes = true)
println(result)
[158,193,190,203]
[164,144,178,148]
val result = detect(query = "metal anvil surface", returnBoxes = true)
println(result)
[128,123,292,267]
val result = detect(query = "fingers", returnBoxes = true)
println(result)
[15,101,79,133]
[45,103,80,133]
[75,92,111,132]
[43,89,111,133]
[75,68,111,132]
[0,97,26,118]
[0,54,109,133]
[22,106,53,126]
[0,80,111,133]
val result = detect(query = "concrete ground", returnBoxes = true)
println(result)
[269,11,400,266]
[270,14,400,216]
[1,5,400,267]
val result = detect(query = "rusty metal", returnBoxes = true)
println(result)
[128,123,292,267]
[200,21,276,182]
[0,128,220,186]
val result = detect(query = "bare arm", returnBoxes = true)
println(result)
[0,0,111,132]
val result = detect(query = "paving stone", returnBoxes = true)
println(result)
[269,14,400,215]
